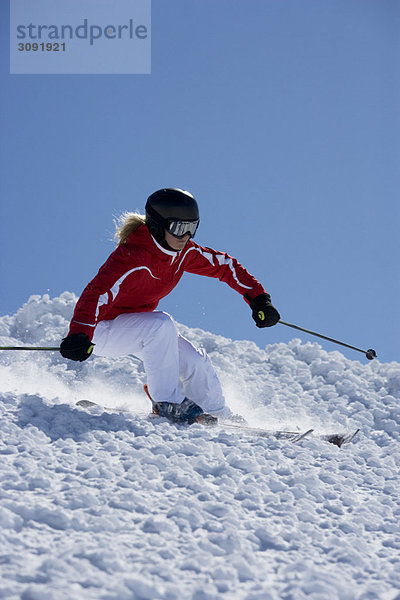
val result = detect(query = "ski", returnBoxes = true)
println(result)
[75,400,358,446]
[213,421,314,443]
[76,399,103,408]
[320,429,360,448]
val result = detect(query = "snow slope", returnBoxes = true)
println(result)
[0,293,399,600]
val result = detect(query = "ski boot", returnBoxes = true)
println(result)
[144,385,217,425]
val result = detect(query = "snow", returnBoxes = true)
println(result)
[0,292,399,600]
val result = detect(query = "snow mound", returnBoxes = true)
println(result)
[0,293,399,599]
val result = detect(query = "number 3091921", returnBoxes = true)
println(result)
[18,42,66,52]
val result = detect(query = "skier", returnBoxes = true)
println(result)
[60,188,280,424]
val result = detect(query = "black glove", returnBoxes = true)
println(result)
[60,333,94,362]
[245,293,280,328]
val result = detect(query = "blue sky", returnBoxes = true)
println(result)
[1,0,399,363]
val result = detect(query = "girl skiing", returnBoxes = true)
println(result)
[60,188,280,423]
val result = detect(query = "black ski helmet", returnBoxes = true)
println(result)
[145,188,200,244]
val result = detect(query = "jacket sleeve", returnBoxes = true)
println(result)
[68,246,130,340]
[183,244,267,301]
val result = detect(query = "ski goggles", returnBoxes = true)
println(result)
[167,219,199,239]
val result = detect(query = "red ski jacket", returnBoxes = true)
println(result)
[69,225,266,340]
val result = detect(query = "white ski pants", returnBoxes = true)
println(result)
[92,311,230,418]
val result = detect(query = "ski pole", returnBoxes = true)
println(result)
[278,321,377,360]
[0,346,60,351]
[0,325,378,360]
